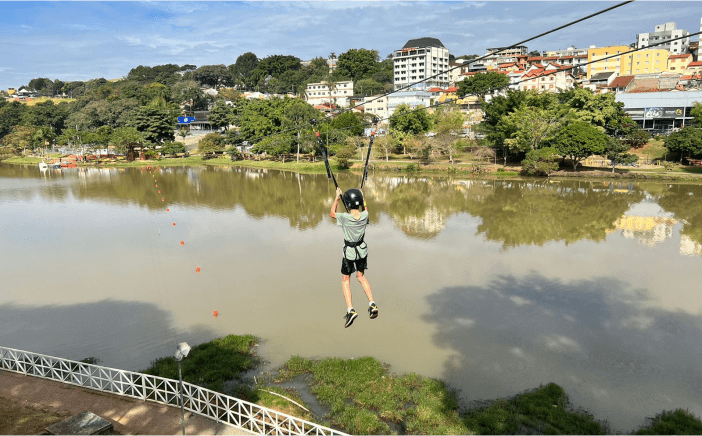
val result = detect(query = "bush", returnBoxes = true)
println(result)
[521,147,559,176]
[662,161,674,171]
[197,132,225,156]
[144,149,159,160]
[405,163,419,173]
[160,141,186,156]
[335,144,356,169]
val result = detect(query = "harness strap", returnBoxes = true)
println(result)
[343,235,365,260]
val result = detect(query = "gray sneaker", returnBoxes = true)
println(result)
[368,303,378,319]
[344,309,358,328]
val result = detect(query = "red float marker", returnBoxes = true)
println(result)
[195,267,201,273]
[155,180,157,182]
[158,190,161,193]
[166,208,170,212]
[213,310,218,318]
[172,223,176,226]
[180,240,184,245]
[156,185,158,187]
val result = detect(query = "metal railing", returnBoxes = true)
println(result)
[0,346,346,436]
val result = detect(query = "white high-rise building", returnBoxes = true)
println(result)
[392,37,450,91]
[636,21,690,54]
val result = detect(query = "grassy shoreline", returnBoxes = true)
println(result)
[5,154,702,182]
[139,334,702,435]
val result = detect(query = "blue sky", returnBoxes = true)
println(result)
[1,1,701,90]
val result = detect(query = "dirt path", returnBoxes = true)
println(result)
[0,370,252,435]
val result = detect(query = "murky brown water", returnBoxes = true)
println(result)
[2,163,701,432]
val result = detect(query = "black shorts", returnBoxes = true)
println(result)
[341,256,368,275]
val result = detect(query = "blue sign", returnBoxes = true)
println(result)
[177,116,195,124]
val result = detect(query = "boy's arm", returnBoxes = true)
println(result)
[330,187,342,219]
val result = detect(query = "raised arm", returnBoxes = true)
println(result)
[330,187,342,219]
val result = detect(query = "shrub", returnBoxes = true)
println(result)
[521,147,559,176]
[160,141,186,156]
[335,144,356,169]
[197,132,225,157]
[144,149,159,160]
[405,163,419,172]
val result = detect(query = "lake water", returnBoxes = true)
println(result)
[2,163,701,432]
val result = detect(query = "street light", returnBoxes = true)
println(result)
[174,342,191,436]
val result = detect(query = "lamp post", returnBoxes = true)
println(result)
[174,342,191,436]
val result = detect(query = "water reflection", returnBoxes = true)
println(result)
[423,272,702,432]
[3,164,702,254]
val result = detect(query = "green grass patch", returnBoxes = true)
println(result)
[255,386,316,422]
[463,383,605,435]
[275,355,470,435]
[141,334,259,393]
[2,156,44,164]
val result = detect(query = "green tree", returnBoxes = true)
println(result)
[500,105,564,153]
[3,125,37,155]
[548,121,608,171]
[208,101,234,131]
[604,137,638,172]
[171,81,208,111]
[390,104,432,135]
[335,49,380,82]
[434,106,465,165]
[283,99,320,163]
[251,133,292,156]
[229,52,259,89]
[0,101,28,139]
[130,105,176,145]
[197,132,225,158]
[32,126,56,155]
[664,127,702,163]
[456,71,510,100]
[335,144,356,169]
[355,78,385,96]
[520,147,560,176]
[690,102,702,128]
[331,111,364,136]
[623,128,650,148]
[110,127,144,161]
[193,64,231,89]
[559,88,635,136]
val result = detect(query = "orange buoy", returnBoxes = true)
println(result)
[172,223,176,226]
[196,267,201,273]
[180,240,184,245]
[213,310,218,318]
[166,208,170,212]
[161,198,165,201]
[158,190,161,193]
[155,179,157,182]
[155,185,158,187]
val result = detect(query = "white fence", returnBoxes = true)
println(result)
[0,346,346,436]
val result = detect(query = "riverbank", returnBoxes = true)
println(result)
[139,335,702,435]
[5,155,702,182]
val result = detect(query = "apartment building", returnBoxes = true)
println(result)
[619,49,669,75]
[392,37,450,91]
[305,80,354,107]
[362,95,389,118]
[636,22,691,54]
[587,45,632,78]
[544,46,588,58]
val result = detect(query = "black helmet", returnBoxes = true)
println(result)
[343,188,364,211]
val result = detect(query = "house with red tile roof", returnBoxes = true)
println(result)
[668,53,692,73]
[517,64,575,93]
[607,75,635,93]
[685,61,702,75]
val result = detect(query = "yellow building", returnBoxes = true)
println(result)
[619,49,669,75]
[668,53,692,73]
[587,45,632,78]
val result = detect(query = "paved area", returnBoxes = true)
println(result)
[0,370,253,435]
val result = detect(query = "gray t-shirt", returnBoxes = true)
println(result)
[336,211,369,260]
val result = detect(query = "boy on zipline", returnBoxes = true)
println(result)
[330,186,378,328]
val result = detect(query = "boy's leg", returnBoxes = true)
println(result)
[342,275,353,309]
[356,271,374,302]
